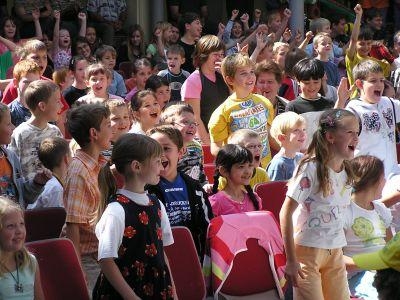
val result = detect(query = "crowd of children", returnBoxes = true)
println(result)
[3,1,400,299]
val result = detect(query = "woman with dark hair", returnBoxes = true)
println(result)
[181,34,229,145]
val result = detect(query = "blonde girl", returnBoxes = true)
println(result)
[280,109,359,300]
[0,197,44,299]
[94,134,176,299]
[129,90,161,135]
[146,21,172,65]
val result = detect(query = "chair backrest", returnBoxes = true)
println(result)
[208,211,286,298]
[203,163,215,184]
[254,181,288,223]
[24,207,66,242]
[220,238,276,296]
[165,226,206,300]
[202,145,214,164]
[26,238,90,300]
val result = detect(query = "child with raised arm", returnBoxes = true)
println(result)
[8,80,63,181]
[268,112,306,181]
[208,52,274,168]
[94,134,176,299]
[280,109,359,299]
[210,144,262,217]
[346,59,400,177]
[51,10,86,70]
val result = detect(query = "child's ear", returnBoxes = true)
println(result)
[37,101,46,112]
[130,160,141,172]
[218,165,228,178]
[178,146,185,159]
[277,133,286,143]
[225,76,235,87]
[325,130,335,145]
[85,80,90,88]
[89,127,97,141]
[355,79,363,91]
[181,57,186,64]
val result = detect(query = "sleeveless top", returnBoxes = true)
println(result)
[93,193,174,300]
[199,71,230,131]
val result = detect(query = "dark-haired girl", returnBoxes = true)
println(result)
[94,134,176,299]
[209,144,262,216]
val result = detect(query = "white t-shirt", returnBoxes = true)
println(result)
[286,161,352,249]
[27,176,64,209]
[382,171,400,232]
[96,189,174,260]
[346,97,400,177]
[343,200,391,258]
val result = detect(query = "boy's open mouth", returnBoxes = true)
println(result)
[254,155,260,162]
[162,160,169,168]
[150,112,158,118]
[374,90,381,96]
[348,144,355,151]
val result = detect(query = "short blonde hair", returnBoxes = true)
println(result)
[313,32,332,47]
[270,112,306,146]
[221,53,255,88]
[13,59,41,82]
[227,129,260,146]
[272,42,289,56]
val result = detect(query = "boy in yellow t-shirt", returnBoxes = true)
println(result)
[345,4,390,98]
[208,53,274,168]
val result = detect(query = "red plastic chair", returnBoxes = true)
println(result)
[26,238,90,300]
[220,238,281,299]
[254,181,288,224]
[203,163,216,184]
[165,227,206,300]
[202,145,214,164]
[24,207,66,242]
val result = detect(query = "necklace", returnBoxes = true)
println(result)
[2,255,23,293]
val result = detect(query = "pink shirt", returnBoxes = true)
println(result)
[181,70,218,100]
[209,190,262,217]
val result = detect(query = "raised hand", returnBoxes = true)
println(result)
[283,8,292,19]
[231,9,239,20]
[54,10,60,20]
[282,28,292,42]
[32,9,40,21]
[240,13,249,24]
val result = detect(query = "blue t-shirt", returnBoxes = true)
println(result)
[159,174,191,226]
[267,152,303,181]
[9,100,31,127]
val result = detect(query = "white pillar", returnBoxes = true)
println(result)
[289,0,305,39]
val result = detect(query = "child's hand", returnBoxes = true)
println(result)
[294,29,303,44]
[78,12,86,22]
[154,28,162,39]
[32,9,40,21]
[255,31,267,50]
[354,4,362,15]
[254,9,262,21]
[267,32,275,42]
[237,43,249,55]
[256,24,268,34]
[54,10,60,20]
[218,22,225,35]
[284,261,305,287]
[305,30,313,40]
[240,13,249,24]
[283,8,292,19]
[337,77,355,105]
[214,60,222,73]
[33,168,52,186]
[282,28,292,43]
[231,9,239,20]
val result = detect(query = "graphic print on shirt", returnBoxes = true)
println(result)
[351,216,386,246]
[362,112,381,132]
[230,98,270,158]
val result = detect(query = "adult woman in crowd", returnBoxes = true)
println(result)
[181,35,229,145]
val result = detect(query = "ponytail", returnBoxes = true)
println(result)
[244,184,260,211]
[97,162,117,222]
[212,169,220,195]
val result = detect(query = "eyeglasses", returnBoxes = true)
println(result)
[172,121,199,128]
